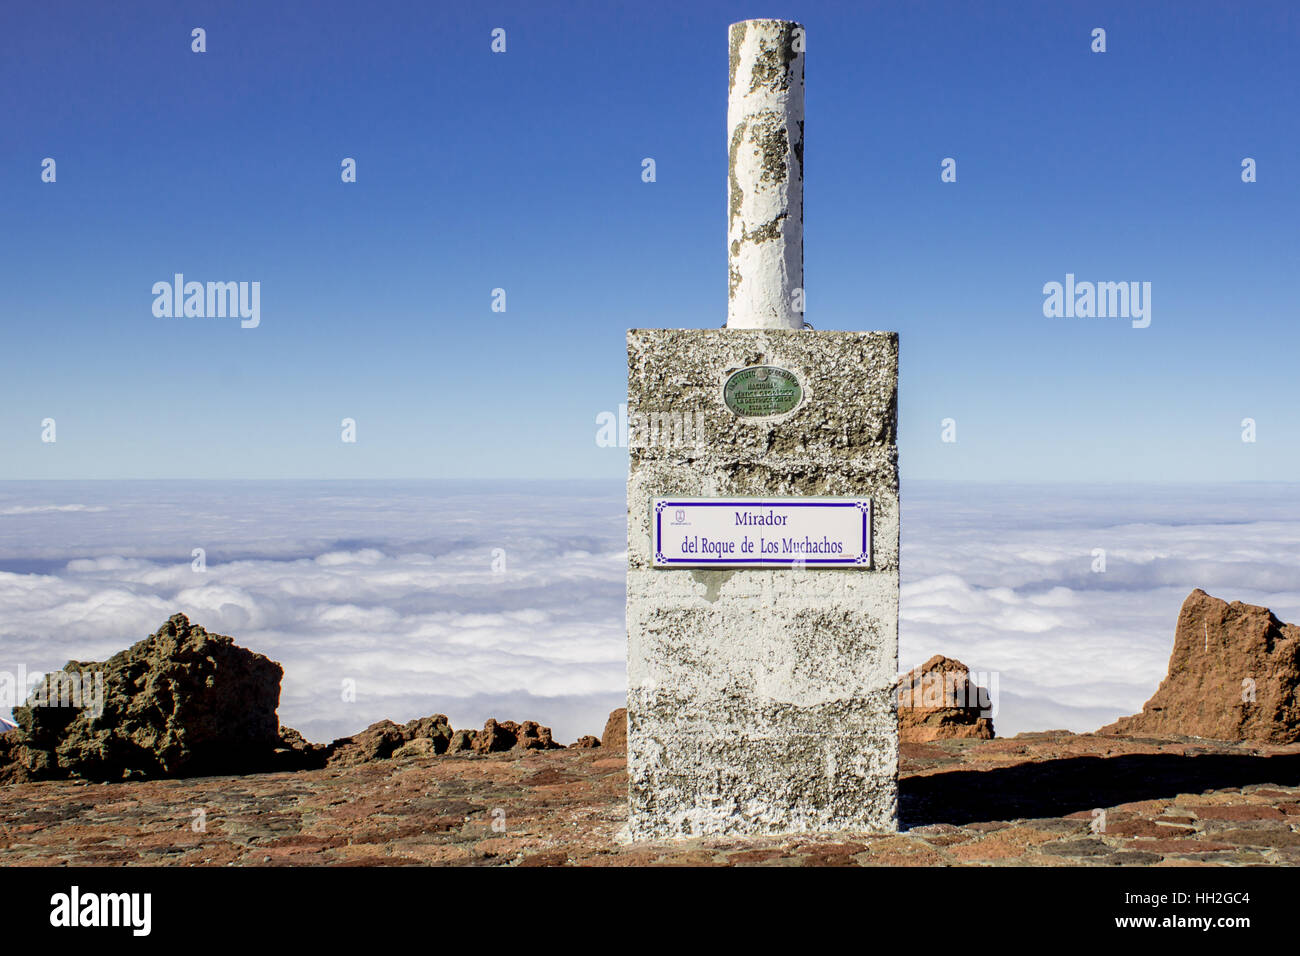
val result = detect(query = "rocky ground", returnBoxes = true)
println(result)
[5,591,1298,866]
[3,730,1299,867]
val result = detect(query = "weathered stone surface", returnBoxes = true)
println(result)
[447,729,478,753]
[726,19,804,330]
[472,719,514,753]
[0,732,41,784]
[570,736,601,749]
[896,655,995,742]
[517,720,561,750]
[602,708,627,751]
[0,615,575,777]
[4,613,284,781]
[627,329,899,838]
[325,715,453,767]
[273,726,328,771]
[1099,590,1300,743]
[471,719,562,754]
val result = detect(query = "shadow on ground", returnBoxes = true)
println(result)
[901,752,1300,828]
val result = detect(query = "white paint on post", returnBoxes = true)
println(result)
[726,19,804,330]
[624,23,899,839]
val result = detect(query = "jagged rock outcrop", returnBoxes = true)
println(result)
[602,708,627,751]
[0,619,474,781]
[447,728,478,752]
[895,655,995,742]
[517,720,562,750]
[0,613,618,785]
[273,726,328,770]
[325,715,453,767]
[471,718,562,753]
[0,732,39,785]
[3,614,284,782]
[281,713,567,766]
[570,735,601,749]
[1099,589,1300,743]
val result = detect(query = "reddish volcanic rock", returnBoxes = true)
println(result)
[516,720,562,750]
[0,731,39,784]
[471,719,562,753]
[896,656,995,743]
[602,708,627,751]
[471,718,514,753]
[326,715,453,767]
[4,613,284,782]
[1099,590,1300,743]
[320,714,570,762]
[446,729,477,752]
[571,736,601,749]
[274,726,328,770]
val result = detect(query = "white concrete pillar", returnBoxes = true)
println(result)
[726,19,804,330]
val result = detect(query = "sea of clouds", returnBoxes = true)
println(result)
[0,480,1297,742]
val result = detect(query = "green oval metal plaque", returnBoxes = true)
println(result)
[723,365,802,417]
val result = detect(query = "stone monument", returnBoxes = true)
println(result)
[625,19,900,838]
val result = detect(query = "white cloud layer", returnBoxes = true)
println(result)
[1,480,1297,741]
[899,482,1300,735]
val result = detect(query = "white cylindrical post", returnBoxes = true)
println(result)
[726,19,804,330]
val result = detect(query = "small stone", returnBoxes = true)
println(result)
[1193,805,1286,821]
[1104,819,1193,838]
[1098,851,1165,866]
[1214,827,1300,848]
[518,850,568,867]
[1041,838,1112,857]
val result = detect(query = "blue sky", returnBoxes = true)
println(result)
[3,0,1297,481]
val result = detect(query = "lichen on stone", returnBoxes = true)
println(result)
[751,117,789,185]
[728,263,743,301]
[744,212,788,245]
[727,21,747,96]
[746,22,800,96]
[727,121,747,228]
